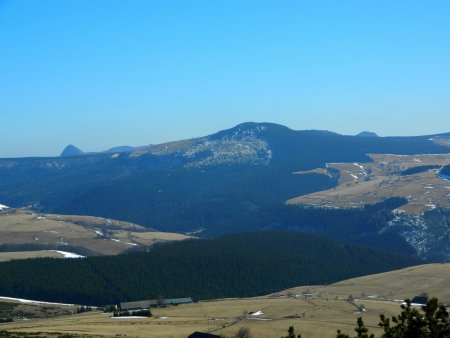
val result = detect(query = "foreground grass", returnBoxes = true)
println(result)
[0,298,401,338]
[1,263,449,338]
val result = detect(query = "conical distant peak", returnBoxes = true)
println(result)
[60,144,84,157]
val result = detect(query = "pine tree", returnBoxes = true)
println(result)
[337,297,450,338]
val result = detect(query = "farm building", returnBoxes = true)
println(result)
[120,299,157,311]
[120,297,193,311]
[411,296,428,306]
[165,297,193,305]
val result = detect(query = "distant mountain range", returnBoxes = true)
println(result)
[356,131,379,137]
[60,144,148,157]
[1,122,450,260]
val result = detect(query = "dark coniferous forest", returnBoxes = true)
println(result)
[440,164,450,176]
[0,232,418,306]
[400,165,441,176]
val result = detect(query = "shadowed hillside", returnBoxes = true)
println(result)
[1,123,449,238]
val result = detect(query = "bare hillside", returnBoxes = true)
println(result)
[288,153,450,215]
[0,209,190,259]
[282,263,450,305]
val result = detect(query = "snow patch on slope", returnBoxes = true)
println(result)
[184,127,272,167]
[355,164,368,178]
[111,238,138,246]
[50,250,85,258]
[383,216,430,256]
[382,213,450,259]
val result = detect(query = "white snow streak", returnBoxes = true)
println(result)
[353,163,368,177]
[251,311,263,316]
[111,238,138,246]
[50,250,85,258]
[0,296,75,306]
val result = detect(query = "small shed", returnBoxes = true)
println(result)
[411,296,428,306]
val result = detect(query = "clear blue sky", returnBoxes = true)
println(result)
[1,0,449,158]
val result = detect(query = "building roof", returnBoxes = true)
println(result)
[120,300,158,310]
[411,296,428,305]
[187,332,221,338]
[120,297,193,310]
[166,297,193,304]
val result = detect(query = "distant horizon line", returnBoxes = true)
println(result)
[2,121,450,160]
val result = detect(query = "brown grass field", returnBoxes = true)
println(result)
[0,250,67,262]
[1,263,449,338]
[288,153,450,215]
[0,209,190,259]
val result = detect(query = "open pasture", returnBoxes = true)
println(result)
[1,263,449,338]
[0,209,189,259]
[288,153,450,215]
